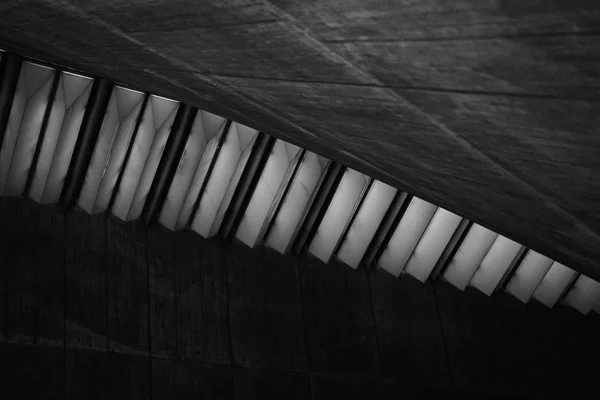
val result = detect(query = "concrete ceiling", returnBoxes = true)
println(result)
[1,0,599,278]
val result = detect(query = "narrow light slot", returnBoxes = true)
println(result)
[337,180,397,269]
[308,168,367,264]
[469,235,523,296]
[504,250,553,303]
[533,262,577,308]
[191,123,258,237]
[174,117,228,230]
[404,208,462,283]
[2,62,55,196]
[265,151,327,254]
[362,191,410,268]
[0,53,22,185]
[86,87,145,213]
[235,140,300,247]
[564,275,600,315]
[159,111,225,230]
[127,99,181,220]
[34,71,93,204]
[443,224,497,291]
[378,197,437,277]
[112,95,177,220]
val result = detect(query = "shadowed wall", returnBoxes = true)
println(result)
[2,197,600,399]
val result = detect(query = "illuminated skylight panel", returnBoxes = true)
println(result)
[336,180,397,269]
[309,168,368,264]
[173,119,226,230]
[236,140,300,248]
[564,275,600,315]
[112,95,177,221]
[159,111,225,230]
[533,262,577,308]
[2,62,55,196]
[93,89,146,213]
[404,208,462,282]
[127,101,180,220]
[378,197,437,277]
[443,224,497,290]
[470,235,523,295]
[34,71,93,204]
[505,250,553,303]
[265,151,327,254]
[190,123,258,237]
[0,60,29,195]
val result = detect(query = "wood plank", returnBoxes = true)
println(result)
[4,198,37,344]
[435,284,519,398]
[227,242,307,371]
[367,267,414,380]
[66,209,108,350]
[0,197,23,340]
[110,351,151,399]
[299,255,379,376]
[152,358,193,400]
[233,367,310,400]
[66,347,112,400]
[0,342,65,399]
[152,357,234,400]
[495,293,557,400]
[310,374,386,400]
[174,231,231,364]
[107,217,149,355]
[148,225,177,359]
[399,277,453,390]
[189,361,233,400]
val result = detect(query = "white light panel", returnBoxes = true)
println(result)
[1,62,55,196]
[337,180,397,269]
[191,122,258,238]
[404,208,462,283]
[504,250,553,303]
[31,71,93,204]
[112,95,178,221]
[533,262,576,308]
[308,168,368,264]
[443,224,497,291]
[236,140,300,248]
[91,88,146,213]
[564,275,600,315]
[378,197,437,277]
[159,111,226,230]
[470,235,523,295]
[265,151,328,254]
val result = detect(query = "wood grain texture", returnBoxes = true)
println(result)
[299,256,380,377]
[3,199,37,344]
[435,285,519,397]
[34,203,66,347]
[107,217,149,355]
[66,210,108,350]
[148,225,177,359]
[152,358,233,399]
[0,342,65,399]
[174,231,231,364]
[227,242,307,371]
[233,367,310,400]
[369,269,452,388]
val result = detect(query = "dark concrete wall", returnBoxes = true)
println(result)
[1,197,600,399]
